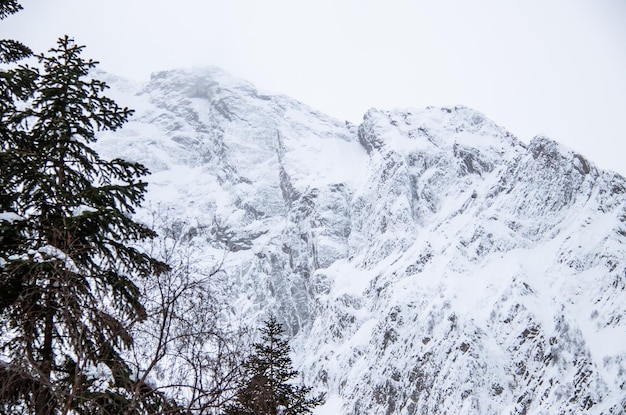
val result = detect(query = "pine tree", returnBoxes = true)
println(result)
[224,317,323,415]
[0,36,179,414]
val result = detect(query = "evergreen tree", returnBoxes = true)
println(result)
[0,36,179,414]
[0,0,35,225]
[224,317,323,415]
[0,0,32,63]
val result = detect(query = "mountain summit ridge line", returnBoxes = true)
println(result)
[95,67,626,414]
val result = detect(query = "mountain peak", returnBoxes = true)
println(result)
[95,67,626,414]
[358,105,523,156]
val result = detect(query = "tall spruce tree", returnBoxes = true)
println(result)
[0,0,35,236]
[0,36,179,414]
[224,317,323,415]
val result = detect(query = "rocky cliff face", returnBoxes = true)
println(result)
[96,67,626,414]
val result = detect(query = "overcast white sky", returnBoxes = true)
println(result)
[3,0,626,175]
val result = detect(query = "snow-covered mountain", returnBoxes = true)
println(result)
[95,67,626,414]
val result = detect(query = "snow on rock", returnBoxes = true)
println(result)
[96,68,626,414]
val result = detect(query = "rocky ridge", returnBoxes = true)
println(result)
[95,67,626,414]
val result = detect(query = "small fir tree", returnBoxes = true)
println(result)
[0,36,179,414]
[224,317,323,415]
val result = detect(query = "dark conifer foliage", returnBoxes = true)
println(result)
[0,36,179,414]
[224,317,323,415]
[0,0,32,63]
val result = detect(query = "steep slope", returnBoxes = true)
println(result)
[298,108,626,414]
[95,67,368,333]
[96,68,626,414]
